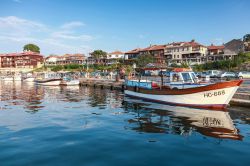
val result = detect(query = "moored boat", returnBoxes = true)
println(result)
[23,77,35,82]
[125,68,243,110]
[60,79,80,86]
[35,78,62,86]
[0,76,13,81]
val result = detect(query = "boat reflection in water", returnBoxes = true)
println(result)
[123,97,243,140]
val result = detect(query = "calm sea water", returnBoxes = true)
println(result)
[0,81,250,166]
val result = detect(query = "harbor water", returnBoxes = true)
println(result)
[0,81,250,166]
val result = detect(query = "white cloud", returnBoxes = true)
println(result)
[0,16,93,55]
[61,21,85,29]
[51,31,93,41]
[0,16,47,34]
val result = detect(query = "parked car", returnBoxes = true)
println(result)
[195,71,208,78]
[237,71,250,79]
[219,72,237,78]
[207,70,222,78]
[90,72,101,78]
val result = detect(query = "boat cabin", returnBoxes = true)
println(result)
[126,68,204,90]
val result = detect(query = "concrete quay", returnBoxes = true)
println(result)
[79,78,124,90]
[79,78,250,108]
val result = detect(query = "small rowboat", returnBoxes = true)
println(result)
[125,69,243,110]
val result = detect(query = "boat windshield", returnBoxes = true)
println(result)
[191,73,197,81]
[181,73,192,83]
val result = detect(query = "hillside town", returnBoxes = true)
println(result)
[0,35,250,74]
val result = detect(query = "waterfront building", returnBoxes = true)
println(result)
[57,54,86,65]
[139,45,167,64]
[124,48,141,64]
[45,54,86,66]
[106,51,124,65]
[124,39,245,67]
[0,51,44,70]
[165,40,207,65]
[207,39,243,62]
[207,45,225,62]
[45,55,58,65]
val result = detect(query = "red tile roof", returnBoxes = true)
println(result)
[207,45,225,50]
[125,48,141,54]
[170,41,205,47]
[0,51,42,57]
[109,51,124,55]
[141,45,167,51]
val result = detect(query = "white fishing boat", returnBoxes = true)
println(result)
[22,73,35,82]
[35,78,62,86]
[125,68,243,110]
[23,77,35,82]
[60,79,80,86]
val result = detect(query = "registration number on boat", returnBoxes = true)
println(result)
[204,90,225,98]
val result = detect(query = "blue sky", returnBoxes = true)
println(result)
[0,0,249,55]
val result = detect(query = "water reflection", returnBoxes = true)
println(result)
[0,81,246,141]
[0,82,123,112]
[0,81,45,112]
[123,97,243,140]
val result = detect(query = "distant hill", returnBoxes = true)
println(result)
[224,39,244,54]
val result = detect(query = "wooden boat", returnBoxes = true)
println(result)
[35,78,62,86]
[125,69,243,110]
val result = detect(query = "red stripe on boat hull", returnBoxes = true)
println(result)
[125,94,227,111]
[126,80,243,95]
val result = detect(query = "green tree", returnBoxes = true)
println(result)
[170,63,180,68]
[243,34,250,52]
[180,61,190,68]
[51,65,63,72]
[23,43,40,53]
[136,54,155,68]
[243,34,250,42]
[90,50,107,59]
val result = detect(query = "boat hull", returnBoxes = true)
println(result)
[60,80,80,86]
[35,79,62,86]
[0,77,13,81]
[125,80,242,110]
[23,77,35,82]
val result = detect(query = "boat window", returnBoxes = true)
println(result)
[181,73,192,82]
[172,73,180,82]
